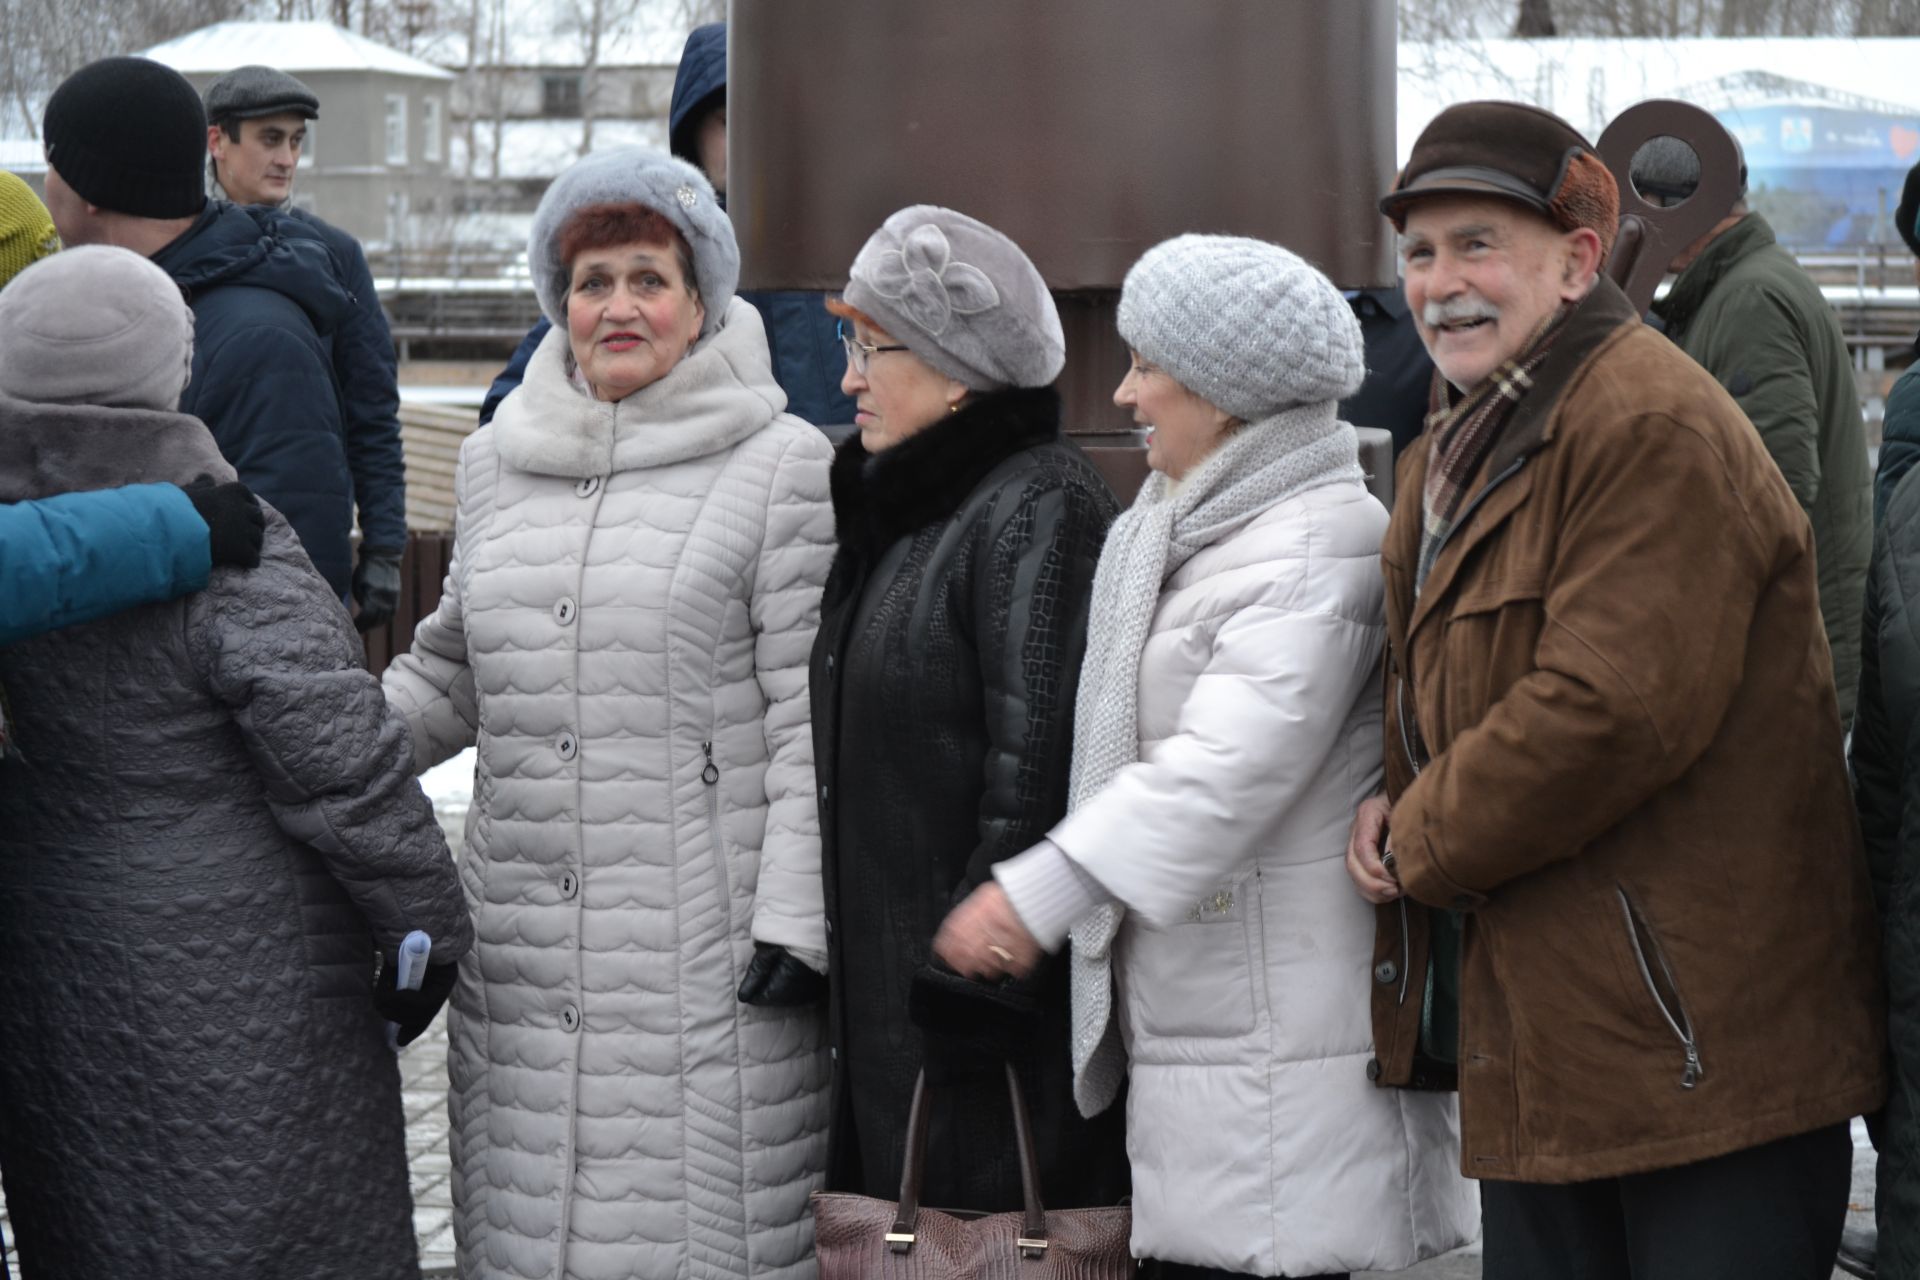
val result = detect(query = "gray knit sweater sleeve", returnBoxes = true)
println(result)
[994,838,1113,953]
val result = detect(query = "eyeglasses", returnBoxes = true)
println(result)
[838,319,910,375]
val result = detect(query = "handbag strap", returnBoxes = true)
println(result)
[887,1062,1052,1258]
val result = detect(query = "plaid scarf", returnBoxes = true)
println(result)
[1417,307,1570,592]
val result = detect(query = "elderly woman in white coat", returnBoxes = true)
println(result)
[937,236,1479,1279]
[383,147,835,1280]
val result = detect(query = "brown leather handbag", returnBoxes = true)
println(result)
[811,1063,1134,1278]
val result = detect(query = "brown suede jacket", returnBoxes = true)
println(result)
[1370,277,1887,1183]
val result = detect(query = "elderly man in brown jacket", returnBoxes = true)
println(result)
[1344,100,1886,1280]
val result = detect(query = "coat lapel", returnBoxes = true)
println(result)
[1402,279,1640,642]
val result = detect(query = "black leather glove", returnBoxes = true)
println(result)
[179,476,264,569]
[737,943,827,1007]
[372,953,459,1047]
[352,546,404,632]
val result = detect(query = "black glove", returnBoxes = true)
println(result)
[372,953,459,1047]
[179,476,264,569]
[737,943,827,1007]
[352,546,404,632]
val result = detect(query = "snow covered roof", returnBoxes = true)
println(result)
[451,117,668,182]
[1398,38,1920,158]
[141,22,454,81]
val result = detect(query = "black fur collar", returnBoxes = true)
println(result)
[828,385,1062,560]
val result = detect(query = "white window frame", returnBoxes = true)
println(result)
[422,97,443,164]
[384,94,409,166]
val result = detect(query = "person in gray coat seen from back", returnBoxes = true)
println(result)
[0,245,472,1280]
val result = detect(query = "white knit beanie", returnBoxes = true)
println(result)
[0,245,194,410]
[1117,234,1364,421]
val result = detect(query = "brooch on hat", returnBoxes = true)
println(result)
[868,224,1000,337]
[675,184,698,210]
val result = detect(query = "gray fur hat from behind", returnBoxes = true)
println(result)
[843,205,1063,391]
[0,245,194,411]
[529,146,737,336]
[1118,234,1364,420]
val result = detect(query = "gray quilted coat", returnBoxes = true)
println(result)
[0,395,473,1280]
[383,300,834,1280]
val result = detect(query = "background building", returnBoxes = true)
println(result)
[140,20,456,249]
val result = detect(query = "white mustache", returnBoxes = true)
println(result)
[1423,298,1500,328]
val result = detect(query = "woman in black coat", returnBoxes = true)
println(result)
[811,205,1128,1213]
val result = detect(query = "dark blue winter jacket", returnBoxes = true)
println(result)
[0,484,209,646]
[152,203,357,596]
[280,207,409,553]
[483,21,854,429]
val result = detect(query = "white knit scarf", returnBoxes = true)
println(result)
[1066,399,1364,1116]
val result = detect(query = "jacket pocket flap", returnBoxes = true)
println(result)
[1447,573,1545,619]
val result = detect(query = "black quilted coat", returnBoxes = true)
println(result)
[0,396,473,1280]
[811,386,1130,1213]
[1853,461,1920,1279]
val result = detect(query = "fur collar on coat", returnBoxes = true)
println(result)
[0,394,236,501]
[492,295,790,478]
[826,385,1062,567]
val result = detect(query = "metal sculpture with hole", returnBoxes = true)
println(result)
[1595,99,1746,314]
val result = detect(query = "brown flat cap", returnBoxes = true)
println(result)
[1381,100,1619,254]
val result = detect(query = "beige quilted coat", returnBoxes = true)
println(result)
[385,300,834,1280]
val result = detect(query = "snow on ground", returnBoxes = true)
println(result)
[421,747,476,855]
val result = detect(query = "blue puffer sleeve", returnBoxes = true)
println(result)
[0,483,211,645]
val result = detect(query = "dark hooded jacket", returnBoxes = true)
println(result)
[480,22,855,430]
[152,202,357,596]
[1852,460,1920,1280]
[278,205,408,553]
[811,388,1129,1213]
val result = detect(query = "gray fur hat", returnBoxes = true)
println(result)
[1118,234,1364,420]
[842,205,1063,391]
[528,146,737,336]
[0,245,194,411]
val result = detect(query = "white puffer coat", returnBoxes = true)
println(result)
[384,300,834,1280]
[1051,479,1479,1276]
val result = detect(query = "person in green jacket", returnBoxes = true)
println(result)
[1639,140,1871,727]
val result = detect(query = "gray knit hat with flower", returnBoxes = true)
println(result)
[843,205,1064,391]
[1118,234,1365,420]
[0,245,194,410]
[528,145,737,335]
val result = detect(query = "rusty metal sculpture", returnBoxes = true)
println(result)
[1595,99,1746,314]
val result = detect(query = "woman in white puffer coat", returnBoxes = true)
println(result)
[936,236,1479,1280]
[383,147,834,1280]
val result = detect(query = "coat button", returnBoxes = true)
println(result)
[1374,960,1398,985]
[560,872,578,899]
[561,1004,580,1031]
[819,784,829,802]
[556,732,578,761]
[553,597,576,625]
[1365,1057,1382,1082]
[574,477,600,498]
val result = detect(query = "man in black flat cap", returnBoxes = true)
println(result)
[204,64,407,631]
